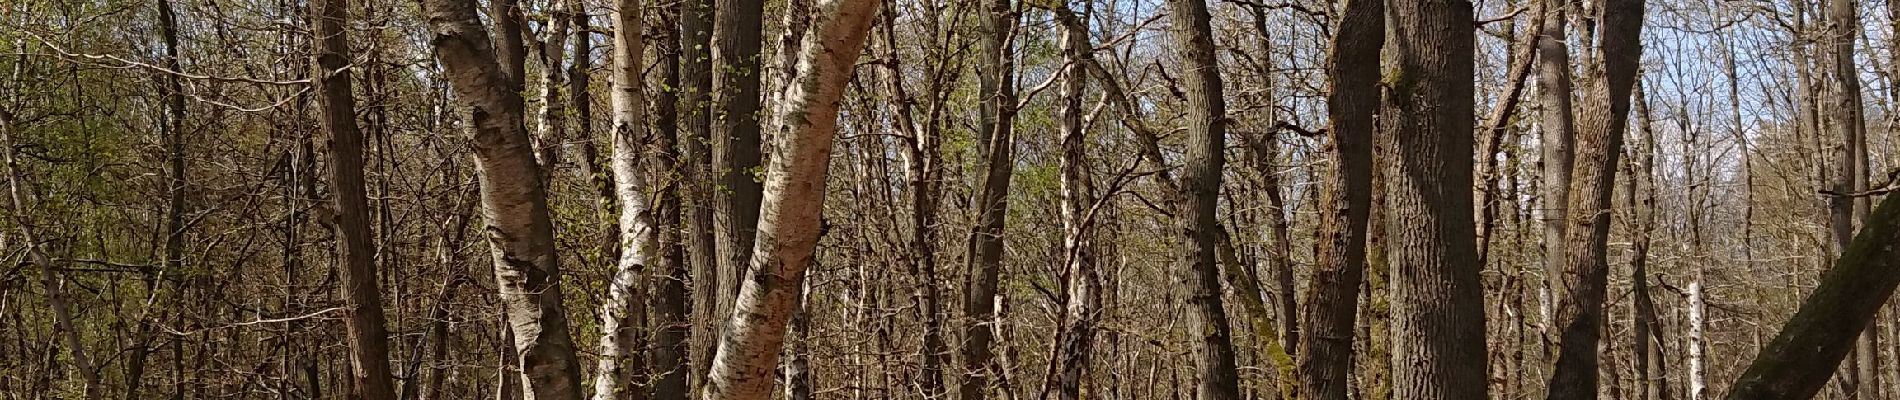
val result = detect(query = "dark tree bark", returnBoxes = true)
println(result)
[711,0,766,323]
[1294,0,1382,396]
[1163,0,1243,398]
[1726,192,1900,399]
[650,3,692,399]
[1544,0,1645,395]
[1379,0,1488,397]
[677,0,719,387]
[960,2,1017,399]
[313,0,398,396]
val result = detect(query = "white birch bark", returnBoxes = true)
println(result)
[593,0,653,397]
[418,0,586,397]
[701,0,880,398]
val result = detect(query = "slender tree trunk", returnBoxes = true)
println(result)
[1824,0,1881,397]
[700,1,880,398]
[1381,0,1488,396]
[649,2,692,399]
[0,110,100,399]
[534,0,571,173]
[1544,0,1644,395]
[677,0,720,388]
[1627,83,1670,400]
[961,2,1018,398]
[1534,0,1576,343]
[1052,6,1098,398]
[419,0,587,397]
[314,0,399,395]
[1163,0,1243,398]
[1294,0,1381,396]
[595,0,656,398]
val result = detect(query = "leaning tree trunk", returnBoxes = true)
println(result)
[1380,0,1488,397]
[1294,0,1382,396]
[594,0,656,398]
[418,0,586,398]
[1163,0,1244,399]
[1726,188,1900,399]
[0,111,101,399]
[1824,0,1880,396]
[313,0,398,396]
[700,0,881,398]
[1543,0,1645,396]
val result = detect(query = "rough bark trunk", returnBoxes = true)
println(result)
[1824,0,1880,397]
[960,2,1017,399]
[678,0,719,388]
[1380,0,1488,397]
[418,0,586,398]
[1727,191,1900,399]
[1543,0,1644,395]
[1294,0,1381,396]
[711,0,766,323]
[594,0,656,398]
[314,0,399,395]
[1164,0,1244,398]
[700,1,880,398]
[650,3,692,400]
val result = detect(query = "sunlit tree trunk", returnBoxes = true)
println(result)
[419,0,587,397]
[700,1,880,398]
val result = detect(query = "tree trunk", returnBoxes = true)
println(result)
[1726,190,1900,399]
[678,0,719,388]
[1824,0,1880,397]
[649,3,692,399]
[1534,0,1576,342]
[711,0,766,323]
[1544,0,1644,395]
[419,0,587,398]
[960,2,1017,399]
[534,0,571,173]
[1163,0,1243,398]
[700,1,880,398]
[1294,0,1381,396]
[314,0,399,395]
[1380,0,1488,396]
[1052,6,1098,398]
[595,0,656,398]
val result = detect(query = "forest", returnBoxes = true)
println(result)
[1,0,1899,398]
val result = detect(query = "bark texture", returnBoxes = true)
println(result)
[1379,0,1488,396]
[1544,0,1645,395]
[711,0,766,322]
[1295,0,1382,396]
[314,0,398,396]
[1164,0,1244,398]
[419,0,585,397]
[700,0,881,398]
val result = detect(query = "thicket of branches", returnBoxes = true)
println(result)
[0,0,1897,398]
